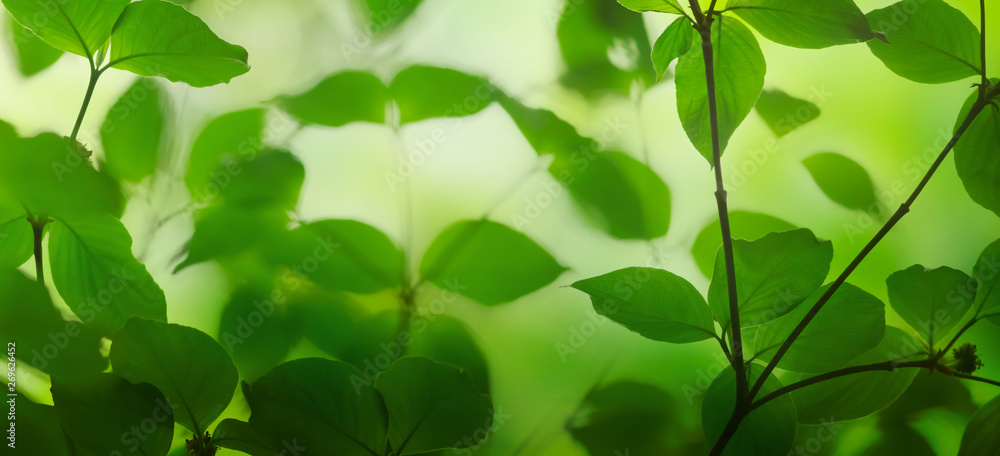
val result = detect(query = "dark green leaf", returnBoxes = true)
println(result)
[419,219,565,305]
[6,16,62,76]
[355,0,422,36]
[708,229,833,329]
[111,318,239,433]
[175,205,289,272]
[390,66,497,124]
[617,0,685,15]
[289,294,366,358]
[0,269,106,377]
[954,80,1000,217]
[497,95,590,157]
[244,357,389,456]
[219,148,305,209]
[789,326,920,423]
[691,211,795,277]
[276,71,388,127]
[52,373,173,456]
[100,78,165,183]
[406,315,491,394]
[702,364,796,456]
[651,17,694,82]
[958,393,1000,455]
[754,89,820,137]
[549,150,671,240]
[0,200,32,269]
[676,16,765,162]
[886,265,974,347]
[212,419,278,456]
[754,283,886,373]
[1,0,127,57]
[727,0,875,49]
[803,152,878,211]
[49,214,167,338]
[866,0,982,84]
[185,109,265,197]
[376,357,493,455]
[108,0,250,87]
[572,267,715,343]
[14,397,72,456]
[972,239,1000,326]
[219,286,297,382]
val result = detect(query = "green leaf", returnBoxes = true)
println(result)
[100,78,166,183]
[954,80,1000,217]
[549,150,672,240]
[6,16,62,76]
[676,16,765,163]
[886,265,974,347]
[185,109,266,196]
[702,364,796,456]
[219,148,305,209]
[49,214,167,338]
[108,0,250,87]
[266,219,404,294]
[617,0,685,15]
[175,205,289,272]
[651,17,694,82]
[376,357,493,455]
[390,66,497,124]
[727,0,875,49]
[212,419,278,456]
[407,315,491,394]
[110,318,239,433]
[419,219,565,305]
[802,152,878,211]
[1,0,128,57]
[276,71,388,127]
[244,357,389,456]
[218,286,297,382]
[0,269,106,377]
[789,326,920,424]
[0,133,123,217]
[0,200,32,269]
[15,397,72,456]
[497,95,590,157]
[355,0,422,36]
[754,89,820,137]
[572,267,715,343]
[754,283,886,373]
[52,373,173,456]
[865,0,982,84]
[708,229,833,330]
[289,294,366,358]
[958,393,1000,456]
[972,239,1000,326]
[557,0,655,96]
[691,211,795,277]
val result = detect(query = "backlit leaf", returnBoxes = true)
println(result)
[691,211,795,277]
[954,80,1000,217]
[6,16,62,76]
[1,0,128,57]
[886,265,975,347]
[100,78,166,183]
[390,65,497,124]
[803,152,878,211]
[754,89,820,137]
[651,17,693,82]
[727,0,876,49]
[276,71,388,127]
[702,364,796,456]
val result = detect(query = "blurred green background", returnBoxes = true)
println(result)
[2,0,1000,454]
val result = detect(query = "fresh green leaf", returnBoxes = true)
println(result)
[49,214,167,338]
[886,265,974,347]
[52,373,173,456]
[0,269,106,377]
[617,0,685,15]
[276,71,388,127]
[572,267,715,343]
[803,152,879,211]
[15,397,72,456]
[266,219,403,294]
[100,78,165,183]
[691,211,795,277]
[376,357,493,455]
[676,16,765,162]
[218,286,297,382]
[289,294,366,358]
[244,357,389,456]
[549,150,672,240]
[218,148,305,209]
[390,65,497,124]
[708,229,833,330]
[702,364,796,456]
[108,0,250,87]
[0,118,15,142]
[954,80,1000,217]
[1,0,128,57]
[355,0,422,36]
[754,283,886,373]
[212,419,278,456]
[754,89,820,137]
[419,219,565,305]
[651,17,693,82]
[111,318,239,433]
[0,200,32,269]
[866,0,982,84]
[727,0,875,49]
[972,239,1000,326]
[185,108,265,196]
[175,205,289,272]
[789,326,921,423]
[6,16,62,76]
[497,95,590,157]
[958,393,1000,455]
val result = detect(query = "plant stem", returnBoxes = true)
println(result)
[981,0,988,94]
[29,216,50,285]
[747,82,1000,403]
[955,372,1000,388]
[70,65,102,143]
